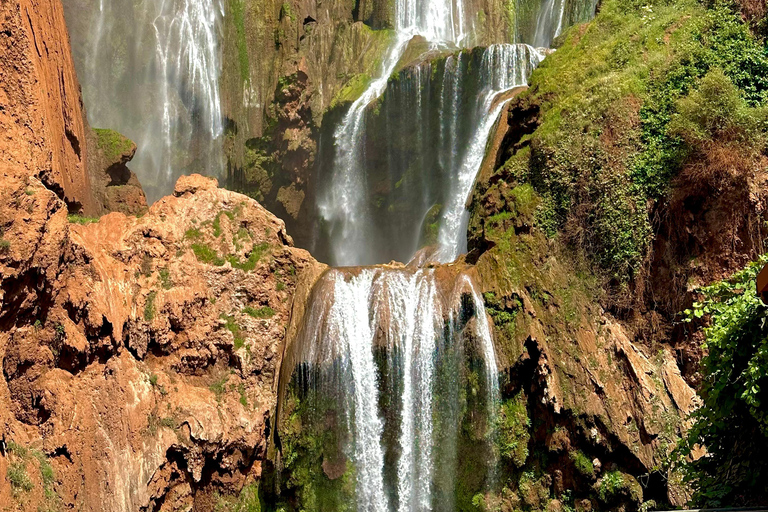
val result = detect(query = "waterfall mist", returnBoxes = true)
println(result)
[63,0,224,202]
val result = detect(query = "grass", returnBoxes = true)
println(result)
[184,227,203,240]
[8,461,33,493]
[227,242,270,271]
[209,372,230,401]
[67,214,99,225]
[93,128,134,161]
[144,291,157,322]
[243,306,275,319]
[221,314,245,349]
[159,268,173,289]
[192,243,225,266]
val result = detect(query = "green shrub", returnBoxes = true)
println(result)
[192,243,225,266]
[679,255,768,506]
[8,461,33,493]
[144,291,157,322]
[159,267,173,289]
[243,306,275,319]
[221,314,245,349]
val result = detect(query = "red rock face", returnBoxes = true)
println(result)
[0,173,324,511]
[0,0,96,214]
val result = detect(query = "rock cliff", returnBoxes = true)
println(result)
[0,171,323,511]
[0,0,146,217]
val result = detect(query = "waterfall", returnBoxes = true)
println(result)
[318,0,472,267]
[436,44,545,262]
[285,267,499,511]
[63,0,224,201]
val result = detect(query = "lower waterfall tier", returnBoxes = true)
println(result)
[273,265,500,512]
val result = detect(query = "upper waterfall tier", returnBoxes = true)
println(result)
[314,44,545,266]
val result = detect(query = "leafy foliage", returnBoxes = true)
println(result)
[504,0,768,283]
[680,255,768,505]
[497,392,531,468]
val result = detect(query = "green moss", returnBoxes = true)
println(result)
[192,243,225,266]
[144,291,157,322]
[0,239,10,251]
[67,214,100,225]
[243,306,275,319]
[330,74,372,110]
[497,392,531,468]
[93,128,134,161]
[569,449,595,478]
[229,0,250,82]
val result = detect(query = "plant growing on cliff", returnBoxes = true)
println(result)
[679,255,768,506]
[244,306,275,319]
[497,392,531,468]
[144,291,157,322]
[93,128,134,161]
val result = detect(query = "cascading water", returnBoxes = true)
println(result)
[282,268,499,511]
[279,1,597,510]
[316,0,550,266]
[63,0,224,201]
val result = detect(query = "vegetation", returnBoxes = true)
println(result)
[215,482,262,511]
[497,393,530,468]
[192,242,226,266]
[495,0,768,283]
[679,255,768,505]
[209,372,230,400]
[228,0,250,82]
[221,314,246,350]
[144,291,157,322]
[570,449,595,479]
[93,128,134,161]
[67,214,100,225]
[243,306,275,319]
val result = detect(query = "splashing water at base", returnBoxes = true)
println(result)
[283,267,499,512]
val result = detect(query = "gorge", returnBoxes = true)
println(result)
[2,0,768,511]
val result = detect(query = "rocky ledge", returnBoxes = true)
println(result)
[0,172,324,511]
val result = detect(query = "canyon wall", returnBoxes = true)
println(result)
[0,0,146,217]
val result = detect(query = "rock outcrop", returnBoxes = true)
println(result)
[0,172,323,511]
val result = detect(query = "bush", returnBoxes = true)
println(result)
[7,461,33,493]
[680,256,768,506]
[669,68,768,148]
[243,306,275,319]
